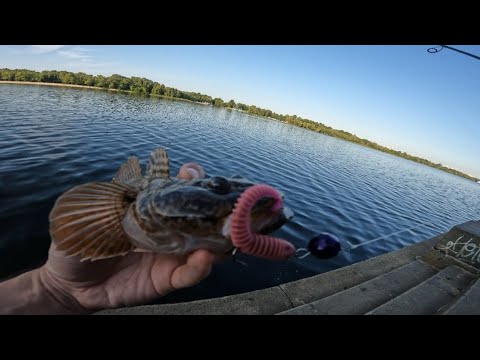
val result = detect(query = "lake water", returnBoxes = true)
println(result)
[1,84,480,303]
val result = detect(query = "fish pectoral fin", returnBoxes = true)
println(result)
[112,156,142,184]
[49,182,138,261]
[146,147,170,179]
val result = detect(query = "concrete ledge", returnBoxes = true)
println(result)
[367,265,475,315]
[280,235,441,307]
[435,220,480,270]
[279,260,438,315]
[444,278,480,315]
[97,285,293,315]
[97,235,441,315]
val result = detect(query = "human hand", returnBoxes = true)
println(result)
[39,162,215,314]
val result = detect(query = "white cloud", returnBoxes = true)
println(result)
[55,46,99,65]
[63,61,119,73]
[31,45,65,53]
[59,49,91,61]
[17,45,115,73]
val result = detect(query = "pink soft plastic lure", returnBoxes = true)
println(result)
[230,184,296,260]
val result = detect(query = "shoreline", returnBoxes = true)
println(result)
[0,80,108,91]
[0,81,209,106]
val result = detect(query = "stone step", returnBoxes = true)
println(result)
[278,235,441,308]
[277,260,437,315]
[442,277,480,315]
[366,265,475,315]
[97,286,293,315]
[98,236,441,315]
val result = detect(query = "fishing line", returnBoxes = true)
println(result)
[293,219,445,260]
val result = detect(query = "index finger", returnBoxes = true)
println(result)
[170,249,215,289]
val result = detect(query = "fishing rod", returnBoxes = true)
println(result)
[427,45,480,61]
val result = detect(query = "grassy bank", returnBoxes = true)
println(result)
[0,81,208,105]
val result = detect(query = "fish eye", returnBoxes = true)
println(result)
[207,176,231,194]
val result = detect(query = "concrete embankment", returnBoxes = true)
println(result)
[98,220,480,315]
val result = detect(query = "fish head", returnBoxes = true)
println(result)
[129,175,294,254]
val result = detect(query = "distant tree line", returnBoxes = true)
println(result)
[1,68,478,182]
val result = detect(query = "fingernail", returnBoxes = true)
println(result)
[186,168,200,178]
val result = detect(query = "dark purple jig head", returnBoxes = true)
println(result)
[308,233,341,259]
[296,232,342,260]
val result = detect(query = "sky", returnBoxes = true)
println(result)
[1,45,479,178]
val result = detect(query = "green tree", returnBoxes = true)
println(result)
[213,98,225,107]
[226,99,236,108]
[151,82,165,96]
[94,75,108,88]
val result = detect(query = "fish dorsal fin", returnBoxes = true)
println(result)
[147,147,170,179]
[112,156,142,184]
[49,182,138,261]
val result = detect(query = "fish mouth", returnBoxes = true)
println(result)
[246,192,294,235]
[229,184,296,260]
[256,205,294,234]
